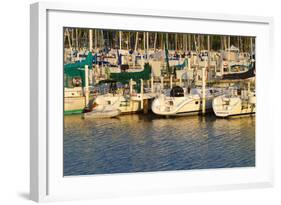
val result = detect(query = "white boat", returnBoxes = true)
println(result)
[151,86,222,116]
[212,89,256,117]
[83,105,121,119]
[94,93,141,113]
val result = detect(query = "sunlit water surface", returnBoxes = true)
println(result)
[64,114,255,176]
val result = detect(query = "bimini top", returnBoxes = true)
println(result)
[170,86,184,97]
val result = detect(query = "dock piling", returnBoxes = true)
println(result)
[151,74,154,93]
[188,57,191,70]
[141,79,144,109]
[143,99,148,114]
[202,62,206,114]
[160,76,164,90]
[85,65,89,108]
[130,78,133,95]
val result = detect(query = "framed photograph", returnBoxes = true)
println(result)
[30,2,274,202]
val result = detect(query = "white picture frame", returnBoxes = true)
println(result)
[30,2,274,202]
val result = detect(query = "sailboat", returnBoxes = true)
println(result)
[151,86,222,116]
[64,52,93,114]
[92,79,141,114]
[94,92,142,114]
[222,62,255,80]
[212,89,256,117]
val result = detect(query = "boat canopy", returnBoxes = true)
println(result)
[64,52,93,87]
[110,63,151,83]
[170,86,184,97]
[109,63,152,92]
[223,62,255,80]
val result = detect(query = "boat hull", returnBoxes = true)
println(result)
[95,94,142,114]
[151,95,213,116]
[64,96,85,115]
[212,95,256,117]
[83,106,121,119]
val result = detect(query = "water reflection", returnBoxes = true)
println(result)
[64,114,255,176]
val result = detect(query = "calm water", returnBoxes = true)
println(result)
[64,113,255,176]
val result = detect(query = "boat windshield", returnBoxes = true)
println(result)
[94,81,124,95]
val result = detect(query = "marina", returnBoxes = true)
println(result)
[63,28,256,175]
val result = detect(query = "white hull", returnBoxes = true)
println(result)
[64,87,86,114]
[64,96,85,113]
[95,93,141,113]
[151,87,222,116]
[212,94,256,117]
[152,95,213,116]
[83,105,121,119]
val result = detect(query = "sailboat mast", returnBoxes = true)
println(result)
[175,33,177,50]
[89,29,93,52]
[188,34,191,51]
[154,33,157,51]
[119,31,122,50]
[134,32,139,52]
[147,32,149,52]
[75,29,78,49]
[250,37,253,57]
[207,35,210,80]
[94,29,97,49]
[143,32,146,51]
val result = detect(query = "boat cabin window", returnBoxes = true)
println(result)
[224,67,229,72]
[237,89,242,95]
[109,82,117,93]
[195,101,199,105]
[107,101,111,105]
[224,102,229,105]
